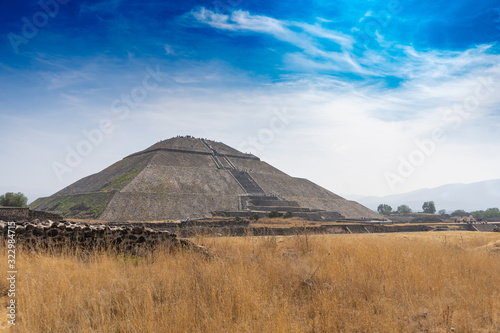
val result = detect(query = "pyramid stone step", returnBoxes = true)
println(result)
[249,199,300,207]
[246,206,317,213]
[229,170,265,194]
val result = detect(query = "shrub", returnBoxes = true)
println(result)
[267,211,283,218]
[250,214,261,221]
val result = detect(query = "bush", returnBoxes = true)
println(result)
[250,214,261,221]
[235,216,241,221]
[283,211,293,218]
[267,211,283,218]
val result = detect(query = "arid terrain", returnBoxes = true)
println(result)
[1,231,499,332]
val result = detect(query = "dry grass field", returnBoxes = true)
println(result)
[1,231,499,332]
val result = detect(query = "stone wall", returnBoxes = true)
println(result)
[0,220,207,254]
[101,222,459,237]
[0,207,63,222]
[0,208,29,221]
[29,210,63,221]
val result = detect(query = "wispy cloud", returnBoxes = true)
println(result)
[1,1,499,202]
[191,7,500,84]
[191,8,362,73]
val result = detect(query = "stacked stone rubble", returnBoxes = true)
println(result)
[0,220,207,254]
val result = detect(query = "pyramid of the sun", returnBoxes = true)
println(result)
[30,136,382,221]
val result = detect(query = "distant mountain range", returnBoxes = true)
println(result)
[348,179,500,213]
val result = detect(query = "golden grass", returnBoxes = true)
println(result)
[250,216,323,228]
[1,231,499,332]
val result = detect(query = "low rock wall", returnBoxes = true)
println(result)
[0,208,62,222]
[0,220,207,254]
[0,208,28,220]
[1,218,485,252]
[29,210,63,221]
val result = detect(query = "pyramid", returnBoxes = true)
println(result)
[30,136,382,221]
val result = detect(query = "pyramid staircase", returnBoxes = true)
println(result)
[201,139,225,169]
[214,194,345,221]
[468,223,499,232]
[229,170,266,195]
[202,144,346,221]
[202,138,266,195]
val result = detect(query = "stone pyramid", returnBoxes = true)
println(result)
[30,136,382,222]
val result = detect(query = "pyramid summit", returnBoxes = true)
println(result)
[31,136,381,221]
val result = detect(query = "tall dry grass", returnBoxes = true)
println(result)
[1,231,499,332]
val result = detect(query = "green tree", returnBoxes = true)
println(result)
[0,192,28,207]
[472,207,500,220]
[484,207,500,218]
[422,201,436,214]
[450,209,469,217]
[438,209,447,216]
[471,210,484,219]
[396,204,412,214]
[283,211,293,218]
[377,204,392,215]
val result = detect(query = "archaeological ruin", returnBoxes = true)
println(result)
[30,136,383,222]
[1,220,207,254]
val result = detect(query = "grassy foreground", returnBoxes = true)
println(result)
[1,232,499,332]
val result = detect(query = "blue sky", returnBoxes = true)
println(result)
[1,0,500,205]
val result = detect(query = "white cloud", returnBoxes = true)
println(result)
[191,8,362,73]
[191,7,500,84]
[2,9,500,202]
[3,65,500,202]
[164,44,175,55]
